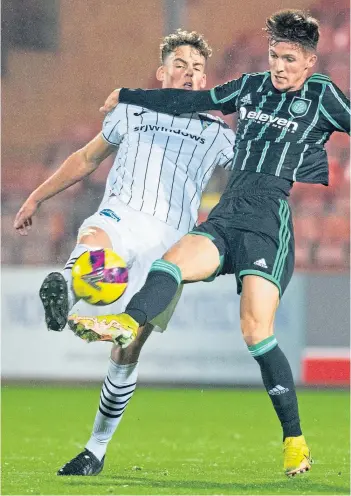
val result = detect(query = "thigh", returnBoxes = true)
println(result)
[72,214,183,318]
[167,196,234,283]
[164,233,222,281]
[77,226,113,249]
[73,206,143,318]
[77,205,137,266]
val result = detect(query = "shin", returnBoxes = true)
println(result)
[85,324,153,459]
[240,275,302,440]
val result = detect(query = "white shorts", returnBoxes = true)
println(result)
[72,196,184,331]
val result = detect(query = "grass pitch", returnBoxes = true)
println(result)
[1,387,349,495]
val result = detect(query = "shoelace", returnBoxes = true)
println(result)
[60,452,95,473]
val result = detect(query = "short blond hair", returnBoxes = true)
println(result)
[160,29,212,64]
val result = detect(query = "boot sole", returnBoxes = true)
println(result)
[39,272,68,332]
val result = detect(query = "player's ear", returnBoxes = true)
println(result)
[200,73,207,89]
[306,53,317,69]
[156,66,165,82]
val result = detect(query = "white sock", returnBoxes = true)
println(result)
[85,360,138,460]
[62,243,90,310]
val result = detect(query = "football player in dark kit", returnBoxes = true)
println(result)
[70,10,350,476]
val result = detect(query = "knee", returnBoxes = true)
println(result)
[161,255,183,281]
[77,226,112,250]
[163,246,183,271]
[240,313,272,346]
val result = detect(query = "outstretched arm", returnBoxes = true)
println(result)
[14,133,116,235]
[119,88,215,114]
[100,76,245,115]
[100,88,214,114]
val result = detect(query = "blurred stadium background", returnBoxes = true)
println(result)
[1,1,350,494]
[2,0,349,386]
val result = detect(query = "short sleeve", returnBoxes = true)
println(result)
[321,82,350,134]
[102,104,125,146]
[210,75,249,115]
[216,126,236,169]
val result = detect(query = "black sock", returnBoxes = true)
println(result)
[249,336,302,440]
[125,259,181,326]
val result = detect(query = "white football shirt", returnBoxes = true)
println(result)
[102,103,235,233]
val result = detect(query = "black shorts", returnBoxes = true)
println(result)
[190,191,295,297]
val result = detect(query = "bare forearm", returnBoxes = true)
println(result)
[29,150,97,205]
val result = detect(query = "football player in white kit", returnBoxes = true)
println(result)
[14,30,235,475]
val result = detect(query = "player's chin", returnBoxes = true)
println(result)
[272,77,289,91]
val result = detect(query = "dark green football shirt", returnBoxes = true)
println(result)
[119,72,350,185]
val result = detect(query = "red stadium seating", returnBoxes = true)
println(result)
[315,242,348,269]
[2,0,349,269]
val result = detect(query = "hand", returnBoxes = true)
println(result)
[99,88,121,114]
[14,197,39,235]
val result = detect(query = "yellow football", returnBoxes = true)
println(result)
[71,249,128,305]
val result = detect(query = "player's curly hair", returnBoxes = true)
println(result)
[265,9,320,51]
[160,29,212,63]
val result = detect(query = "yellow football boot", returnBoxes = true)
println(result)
[68,313,139,348]
[283,435,312,476]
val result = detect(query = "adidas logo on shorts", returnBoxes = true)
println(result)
[253,258,268,269]
[268,385,289,395]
